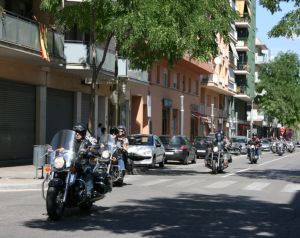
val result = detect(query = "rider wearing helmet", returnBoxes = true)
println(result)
[247,132,262,159]
[73,123,94,198]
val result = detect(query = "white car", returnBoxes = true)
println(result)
[127,134,165,168]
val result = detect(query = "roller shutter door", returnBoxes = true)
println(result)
[0,80,35,166]
[46,88,73,143]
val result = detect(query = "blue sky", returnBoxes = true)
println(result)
[256,2,300,58]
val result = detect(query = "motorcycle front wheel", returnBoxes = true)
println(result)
[46,187,65,221]
[212,160,218,174]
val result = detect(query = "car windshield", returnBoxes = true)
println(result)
[231,137,247,143]
[160,136,183,146]
[128,135,153,146]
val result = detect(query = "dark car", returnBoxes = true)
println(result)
[159,135,196,165]
[193,136,214,158]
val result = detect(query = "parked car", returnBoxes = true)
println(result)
[193,136,214,158]
[230,136,248,154]
[127,134,165,168]
[261,138,271,151]
[159,135,196,165]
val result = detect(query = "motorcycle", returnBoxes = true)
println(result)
[270,140,278,153]
[286,140,295,153]
[205,142,230,174]
[276,140,285,156]
[248,144,259,164]
[42,129,112,220]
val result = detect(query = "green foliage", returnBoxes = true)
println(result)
[255,52,300,127]
[259,0,300,38]
[40,0,237,70]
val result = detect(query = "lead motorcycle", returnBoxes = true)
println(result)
[42,129,113,220]
[248,144,259,164]
[205,142,230,174]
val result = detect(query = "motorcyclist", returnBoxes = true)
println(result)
[73,123,94,199]
[117,125,132,174]
[108,127,126,178]
[247,133,262,159]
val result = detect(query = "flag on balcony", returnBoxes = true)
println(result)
[39,23,50,62]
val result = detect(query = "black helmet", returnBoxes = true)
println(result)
[117,125,126,132]
[73,123,87,137]
[110,127,119,135]
[215,130,224,142]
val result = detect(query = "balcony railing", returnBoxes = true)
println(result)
[237,63,249,71]
[236,85,247,94]
[255,54,268,64]
[0,10,64,59]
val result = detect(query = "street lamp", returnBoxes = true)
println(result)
[211,103,214,133]
[180,95,184,135]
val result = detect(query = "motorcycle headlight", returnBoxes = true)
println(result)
[102,150,111,159]
[143,150,152,156]
[54,156,65,169]
[213,146,219,153]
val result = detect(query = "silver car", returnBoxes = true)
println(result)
[230,136,248,154]
[127,134,165,168]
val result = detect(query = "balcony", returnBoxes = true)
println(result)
[255,54,269,64]
[235,16,250,28]
[234,85,251,102]
[0,10,64,61]
[234,63,249,75]
[65,42,147,82]
[229,52,237,69]
[236,40,249,51]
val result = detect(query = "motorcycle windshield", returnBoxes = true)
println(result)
[50,129,76,151]
[49,129,76,167]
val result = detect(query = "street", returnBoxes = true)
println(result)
[1,151,300,238]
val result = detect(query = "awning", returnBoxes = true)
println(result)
[230,42,239,59]
[236,0,245,17]
[192,112,209,121]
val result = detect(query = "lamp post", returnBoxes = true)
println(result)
[211,103,214,133]
[180,95,184,135]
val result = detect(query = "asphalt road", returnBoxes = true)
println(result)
[1,150,300,238]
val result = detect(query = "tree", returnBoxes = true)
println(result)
[40,0,237,133]
[259,0,300,38]
[255,52,300,127]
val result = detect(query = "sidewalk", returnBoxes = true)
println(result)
[0,165,44,191]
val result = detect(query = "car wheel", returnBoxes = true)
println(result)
[191,154,196,164]
[149,156,156,168]
[159,156,165,168]
[182,156,188,165]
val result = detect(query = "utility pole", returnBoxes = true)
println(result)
[250,99,254,136]
[211,103,214,133]
[180,95,184,135]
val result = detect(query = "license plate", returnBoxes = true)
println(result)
[44,164,51,175]
[197,150,206,153]
[165,152,174,155]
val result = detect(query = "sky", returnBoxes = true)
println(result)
[256,2,300,59]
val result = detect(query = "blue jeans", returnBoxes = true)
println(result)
[118,158,125,171]
[247,148,261,157]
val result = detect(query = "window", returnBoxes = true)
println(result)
[188,78,191,93]
[207,95,211,106]
[196,80,199,95]
[163,69,168,87]
[173,73,177,89]
[183,76,186,92]
[177,73,180,90]
[156,65,160,84]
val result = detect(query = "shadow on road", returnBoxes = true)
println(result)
[237,169,300,183]
[24,191,300,237]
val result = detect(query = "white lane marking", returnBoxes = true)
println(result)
[205,180,237,189]
[0,189,41,192]
[222,168,250,178]
[222,151,300,178]
[139,179,172,186]
[166,179,202,188]
[243,182,270,191]
[281,184,300,193]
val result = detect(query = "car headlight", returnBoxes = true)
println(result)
[54,156,65,169]
[102,150,111,159]
[213,146,219,153]
[143,150,152,156]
